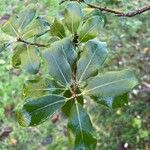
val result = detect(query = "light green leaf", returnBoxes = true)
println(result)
[1,16,19,37]
[84,69,138,97]
[43,39,76,86]
[50,19,66,38]
[12,44,40,74]
[92,93,128,108]
[19,6,36,30]
[78,15,104,43]
[22,77,65,99]
[17,95,66,126]
[77,40,108,83]
[68,102,97,150]
[63,2,83,33]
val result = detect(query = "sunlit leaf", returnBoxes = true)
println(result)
[50,19,66,38]
[63,2,83,33]
[78,15,104,43]
[12,44,40,74]
[17,95,66,126]
[1,16,19,37]
[68,102,97,150]
[84,69,138,97]
[77,39,108,83]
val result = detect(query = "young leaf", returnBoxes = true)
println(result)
[22,77,64,99]
[1,16,19,37]
[19,6,36,30]
[43,39,76,86]
[84,69,138,97]
[77,40,108,83]
[63,2,83,33]
[92,93,128,108]
[78,15,104,43]
[50,19,66,38]
[17,95,66,126]
[12,44,40,74]
[68,102,97,150]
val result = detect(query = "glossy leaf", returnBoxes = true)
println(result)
[17,95,66,126]
[84,69,138,97]
[68,102,97,150]
[43,39,76,86]
[50,19,66,38]
[63,2,83,33]
[77,40,108,83]
[22,77,64,99]
[78,15,104,43]
[1,16,19,37]
[12,44,40,74]
[19,6,36,30]
[92,93,128,108]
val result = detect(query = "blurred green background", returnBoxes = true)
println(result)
[0,0,149,149]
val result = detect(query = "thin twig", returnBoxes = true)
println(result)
[17,38,47,47]
[87,3,150,17]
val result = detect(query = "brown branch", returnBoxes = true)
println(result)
[17,38,47,47]
[86,3,150,17]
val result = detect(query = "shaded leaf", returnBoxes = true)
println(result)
[17,95,66,126]
[12,44,40,74]
[92,93,128,108]
[78,15,104,43]
[84,69,138,97]
[68,102,97,150]
[50,19,66,38]
[77,39,108,83]
[63,2,83,33]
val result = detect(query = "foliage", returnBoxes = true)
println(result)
[0,0,146,149]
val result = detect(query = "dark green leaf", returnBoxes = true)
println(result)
[78,15,104,42]
[84,69,138,97]
[12,44,40,74]
[63,2,83,33]
[19,6,36,30]
[92,93,128,108]
[17,95,66,126]
[50,19,66,38]
[43,38,76,86]
[68,102,97,150]
[77,39,108,83]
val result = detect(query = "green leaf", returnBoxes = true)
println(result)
[22,77,64,99]
[12,44,40,74]
[19,6,36,30]
[78,15,104,43]
[43,38,76,86]
[1,16,19,37]
[50,19,66,38]
[77,40,108,83]
[63,2,83,33]
[92,93,128,108]
[84,69,138,97]
[17,95,66,126]
[68,102,97,150]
